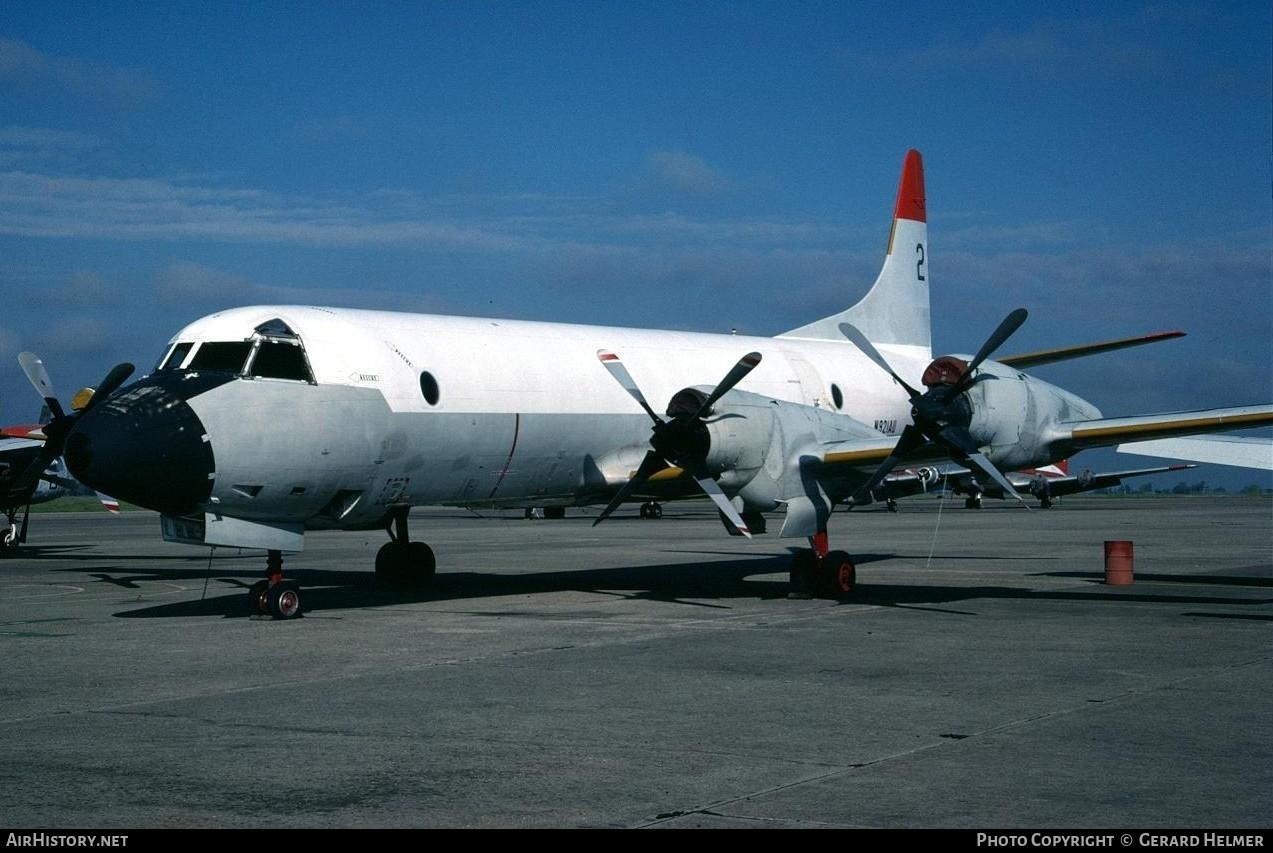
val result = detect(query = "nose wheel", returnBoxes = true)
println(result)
[249,550,302,619]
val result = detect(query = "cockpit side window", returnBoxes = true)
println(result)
[188,341,254,373]
[250,339,313,381]
[157,342,194,371]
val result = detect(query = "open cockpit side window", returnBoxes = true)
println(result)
[245,318,316,383]
[249,338,313,381]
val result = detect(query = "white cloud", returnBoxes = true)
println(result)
[0,38,159,107]
[154,261,262,308]
[645,150,732,197]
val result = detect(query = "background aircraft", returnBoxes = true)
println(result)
[0,401,120,553]
[0,426,69,551]
[16,150,1272,617]
[870,460,1197,510]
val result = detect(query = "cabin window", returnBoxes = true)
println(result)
[830,383,844,410]
[250,339,313,381]
[188,341,253,373]
[158,342,194,371]
[419,371,440,406]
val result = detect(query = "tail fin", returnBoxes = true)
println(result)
[778,149,930,351]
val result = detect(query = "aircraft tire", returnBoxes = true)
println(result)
[819,550,856,599]
[787,550,818,599]
[248,580,270,615]
[376,541,436,587]
[408,541,437,582]
[267,581,302,620]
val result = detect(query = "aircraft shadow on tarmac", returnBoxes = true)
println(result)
[36,552,1268,620]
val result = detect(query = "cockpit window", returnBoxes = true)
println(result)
[157,342,194,371]
[188,341,254,373]
[250,339,312,381]
[254,318,296,337]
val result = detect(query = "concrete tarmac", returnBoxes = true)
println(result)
[0,496,1269,828]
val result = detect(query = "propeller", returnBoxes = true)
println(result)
[840,309,1031,507]
[594,350,761,535]
[12,353,135,496]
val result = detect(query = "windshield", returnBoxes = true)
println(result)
[188,341,254,373]
[156,342,194,371]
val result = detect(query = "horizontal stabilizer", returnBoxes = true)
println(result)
[999,330,1185,369]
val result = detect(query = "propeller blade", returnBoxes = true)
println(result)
[81,363,135,412]
[838,323,922,399]
[18,352,65,420]
[592,450,667,527]
[690,468,751,538]
[853,424,927,504]
[961,308,1028,385]
[695,352,762,417]
[937,425,1030,509]
[597,350,661,424]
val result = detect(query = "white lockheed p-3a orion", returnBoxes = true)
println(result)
[16,150,1272,618]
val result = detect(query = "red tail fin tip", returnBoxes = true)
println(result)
[893,149,926,223]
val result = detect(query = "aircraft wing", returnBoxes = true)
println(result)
[821,436,935,470]
[1060,405,1273,452]
[1117,435,1273,471]
[1032,464,1196,496]
[875,462,1194,502]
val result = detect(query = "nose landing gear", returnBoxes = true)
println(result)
[375,507,436,588]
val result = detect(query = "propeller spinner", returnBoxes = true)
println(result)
[13,353,135,495]
[594,350,762,535]
[841,309,1031,507]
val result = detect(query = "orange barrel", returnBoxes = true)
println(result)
[1104,540,1134,585]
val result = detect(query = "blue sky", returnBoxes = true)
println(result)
[1,1,1269,488]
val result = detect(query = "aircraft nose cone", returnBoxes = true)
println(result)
[65,378,216,516]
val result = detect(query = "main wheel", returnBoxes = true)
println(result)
[267,581,302,620]
[819,550,856,599]
[788,549,818,599]
[248,579,270,615]
[965,495,982,510]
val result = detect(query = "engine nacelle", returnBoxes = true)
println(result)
[690,386,886,512]
[961,360,1102,470]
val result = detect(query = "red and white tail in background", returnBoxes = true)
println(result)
[779,149,930,353]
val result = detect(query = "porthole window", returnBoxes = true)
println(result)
[419,371,440,406]
[830,383,844,410]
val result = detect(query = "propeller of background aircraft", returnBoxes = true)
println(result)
[593,349,761,535]
[14,352,134,494]
[840,309,1031,507]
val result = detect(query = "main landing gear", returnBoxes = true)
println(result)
[788,531,857,600]
[375,507,436,588]
[638,501,663,519]
[248,550,302,620]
